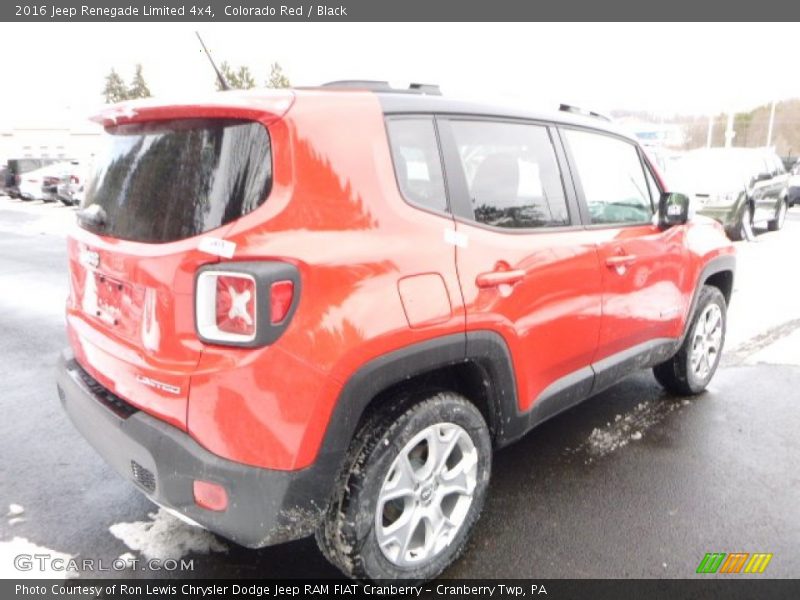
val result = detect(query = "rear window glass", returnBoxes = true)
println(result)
[81,118,272,243]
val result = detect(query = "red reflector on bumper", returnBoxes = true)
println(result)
[270,280,294,324]
[193,480,228,512]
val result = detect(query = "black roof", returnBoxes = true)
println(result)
[375,92,634,140]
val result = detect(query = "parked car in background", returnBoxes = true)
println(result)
[18,161,82,203]
[0,166,8,195]
[667,148,790,241]
[788,159,800,207]
[5,158,64,199]
[56,161,88,206]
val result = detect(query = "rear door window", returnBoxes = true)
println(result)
[82,118,272,243]
[448,120,570,229]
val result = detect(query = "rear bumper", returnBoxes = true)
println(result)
[56,348,330,548]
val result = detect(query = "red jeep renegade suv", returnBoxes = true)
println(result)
[56,82,735,580]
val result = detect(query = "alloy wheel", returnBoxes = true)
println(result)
[690,303,724,380]
[375,422,478,568]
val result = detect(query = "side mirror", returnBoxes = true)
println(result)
[658,192,690,228]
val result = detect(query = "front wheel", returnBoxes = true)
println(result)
[767,199,788,232]
[654,285,727,395]
[739,202,755,241]
[316,392,491,581]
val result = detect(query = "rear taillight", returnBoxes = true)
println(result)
[195,262,300,347]
[215,275,256,336]
[196,271,257,343]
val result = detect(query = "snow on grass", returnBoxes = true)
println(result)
[109,509,227,561]
[0,537,77,579]
[7,504,24,517]
[576,399,691,460]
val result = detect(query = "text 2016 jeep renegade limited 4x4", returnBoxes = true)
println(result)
[56,82,735,581]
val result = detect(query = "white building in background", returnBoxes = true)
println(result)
[617,118,686,149]
[0,111,103,164]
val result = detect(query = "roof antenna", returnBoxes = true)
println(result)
[195,31,230,91]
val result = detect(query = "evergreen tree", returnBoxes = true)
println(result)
[216,62,256,90]
[102,68,128,104]
[266,62,291,89]
[127,64,152,99]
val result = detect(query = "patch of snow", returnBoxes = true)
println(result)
[116,552,137,569]
[0,537,77,579]
[109,509,227,561]
[579,400,686,458]
[8,517,26,526]
[7,504,24,517]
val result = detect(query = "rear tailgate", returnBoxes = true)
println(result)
[66,93,292,430]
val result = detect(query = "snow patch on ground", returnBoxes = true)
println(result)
[7,504,24,517]
[116,552,137,569]
[0,537,77,579]
[109,509,227,561]
[576,400,690,460]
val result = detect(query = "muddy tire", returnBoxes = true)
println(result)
[316,391,491,581]
[654,285,727,395]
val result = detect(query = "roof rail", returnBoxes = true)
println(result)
[559,103,612,122]
[320,80,442,95]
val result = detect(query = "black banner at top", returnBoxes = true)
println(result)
[3,0,800,22]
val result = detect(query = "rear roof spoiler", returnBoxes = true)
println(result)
[90,90,295,127]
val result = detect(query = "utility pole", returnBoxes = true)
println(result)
[724,112,735,149]
[706,115,714,148]
[766,99,777,148]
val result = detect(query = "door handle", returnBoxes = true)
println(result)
[605,255,637,268]
[476,269,526,288]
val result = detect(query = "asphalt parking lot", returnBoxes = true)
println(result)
[0,195,798,579]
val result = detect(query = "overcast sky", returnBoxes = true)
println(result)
[0,22,797,128]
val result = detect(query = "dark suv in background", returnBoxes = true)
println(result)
[667,148,790,241]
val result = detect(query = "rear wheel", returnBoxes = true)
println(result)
[768,199,788,231]
[316,391,491,581]
[654,285,726,395]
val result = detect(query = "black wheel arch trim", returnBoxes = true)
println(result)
[680,253,736,345]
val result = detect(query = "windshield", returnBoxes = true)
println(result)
[667,151,759,193]
[81,118,272,243]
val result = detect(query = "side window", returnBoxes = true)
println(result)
[565,129,653,225]
[449,120,570,229]
[386,118,447,213]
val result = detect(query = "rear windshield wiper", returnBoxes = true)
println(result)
[76,205,107,229]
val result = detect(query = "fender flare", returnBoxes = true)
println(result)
[311,331,519,492]
[680,253,737,345]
